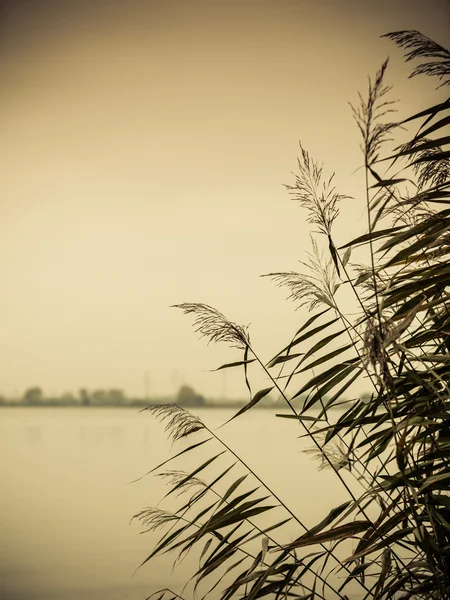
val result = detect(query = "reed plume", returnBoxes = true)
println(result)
[172,303,250,350]
[144,403,205,442]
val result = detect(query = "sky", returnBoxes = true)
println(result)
[1,0,449,400]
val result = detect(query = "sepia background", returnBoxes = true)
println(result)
[1,0,449,402]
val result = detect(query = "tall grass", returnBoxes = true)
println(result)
[133,31,450,600]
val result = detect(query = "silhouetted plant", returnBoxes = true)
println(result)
[134,31,450,600]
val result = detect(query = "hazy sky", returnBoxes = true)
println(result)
[1,0,449,400]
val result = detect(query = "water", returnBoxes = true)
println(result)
[0,407,358,600]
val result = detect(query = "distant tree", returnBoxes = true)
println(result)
[108,389,126,405]
[176,385,205,407]
[23,387,43,405]
[91,390,107,405]
[60,392,77,405]
[90,388,126,405]
[79,388,90,406]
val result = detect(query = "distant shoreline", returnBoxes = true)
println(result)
[0,400,352,410]
[0,400,271,409]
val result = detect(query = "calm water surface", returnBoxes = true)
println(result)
[0,407,360,600]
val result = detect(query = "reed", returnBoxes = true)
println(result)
[134,31,450,600]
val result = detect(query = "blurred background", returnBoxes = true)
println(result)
[1,0,449,402]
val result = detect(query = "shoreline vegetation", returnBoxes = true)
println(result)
[0,383,361,409]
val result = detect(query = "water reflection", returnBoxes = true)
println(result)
[25,425,43,447]
[0,407,354,600]
[78,424,124,446]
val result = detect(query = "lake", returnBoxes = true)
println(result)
[0,407,363,600]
